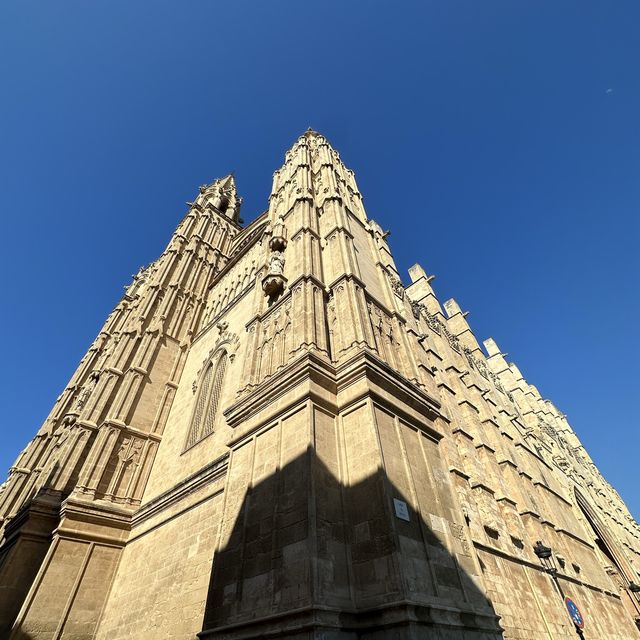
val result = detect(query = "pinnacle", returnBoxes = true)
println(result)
[194,172,242,221]
[199,174,237,195]
[219,174,236,190]
[290,128,335,151]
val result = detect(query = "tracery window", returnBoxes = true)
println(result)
[186,351,228,449]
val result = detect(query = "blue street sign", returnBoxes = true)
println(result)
[565,596,585,629]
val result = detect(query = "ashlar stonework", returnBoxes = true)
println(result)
[1,131,639,639]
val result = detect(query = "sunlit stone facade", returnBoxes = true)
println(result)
[1,131,639,639]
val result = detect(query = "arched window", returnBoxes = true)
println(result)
[186,351,228,449]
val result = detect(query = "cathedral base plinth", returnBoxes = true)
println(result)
[199,601,502,640]
[0,492,60,638]
[8,497,132,640]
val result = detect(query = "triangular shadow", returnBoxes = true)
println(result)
[200,446,503,639]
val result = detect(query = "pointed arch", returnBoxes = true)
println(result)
[201,352,227,439]
[574,488,636,583]
[185,350,228,449]
[187,363,213,448]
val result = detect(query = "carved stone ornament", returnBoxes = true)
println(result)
[426,311,442,335]
[269,252,285,275]
[444,328,461,353]
[462,346,476,370]
[55,415,77,448]
[75,386,91,411]
[388,274,405,299]
[117,437,143,465]
[268,215,288,252]
[74,372,99,411]
[262,251,287,298]
[217,321,229,334]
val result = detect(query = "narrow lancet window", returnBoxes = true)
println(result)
[202,353,227,439]
[185,351,227,449]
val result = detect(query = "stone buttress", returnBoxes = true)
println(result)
[0,176,242,638]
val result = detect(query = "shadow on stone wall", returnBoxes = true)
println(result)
[200,447,503,639]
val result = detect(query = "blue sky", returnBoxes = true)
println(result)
[1,1,638,519]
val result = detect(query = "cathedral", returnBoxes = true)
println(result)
[1,130,639,640]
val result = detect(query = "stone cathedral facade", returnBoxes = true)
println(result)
[1,131,639,640]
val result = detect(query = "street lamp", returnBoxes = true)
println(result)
[533,541,585,637]
[534,540,557,575]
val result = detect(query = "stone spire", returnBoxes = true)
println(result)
[194,174,242,224]
[236,129,424,394]
[268,130,367,225]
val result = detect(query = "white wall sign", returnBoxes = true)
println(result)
[393,498,410,521]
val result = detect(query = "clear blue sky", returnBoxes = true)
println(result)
[1,2,638,519]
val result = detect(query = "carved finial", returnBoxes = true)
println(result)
[216,321,228,334]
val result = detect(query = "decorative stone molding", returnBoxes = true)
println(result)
[388,273,404,299]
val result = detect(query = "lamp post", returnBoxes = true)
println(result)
[533,541,557,575]
[627,582,640,630]
[533,541,585,637]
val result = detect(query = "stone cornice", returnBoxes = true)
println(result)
[326,271,368,295]
[1,491,62,544]
[131,453,229,529]
[99,419,163,443]
[472,540,619,597]
[555,526,595,549]
[533,480,572,507]
[322,223,355,242]
[57,496,132,547]
[290,225,322,242]
[225,351,337,430]
[225,349,443,442]
[286,272,327,296]
[334,350,442,435]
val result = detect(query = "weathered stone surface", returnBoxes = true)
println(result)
[1,131,639,639]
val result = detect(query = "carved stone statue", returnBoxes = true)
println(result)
[268,252,285,275]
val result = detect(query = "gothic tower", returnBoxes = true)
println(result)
[1,131,639,639]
